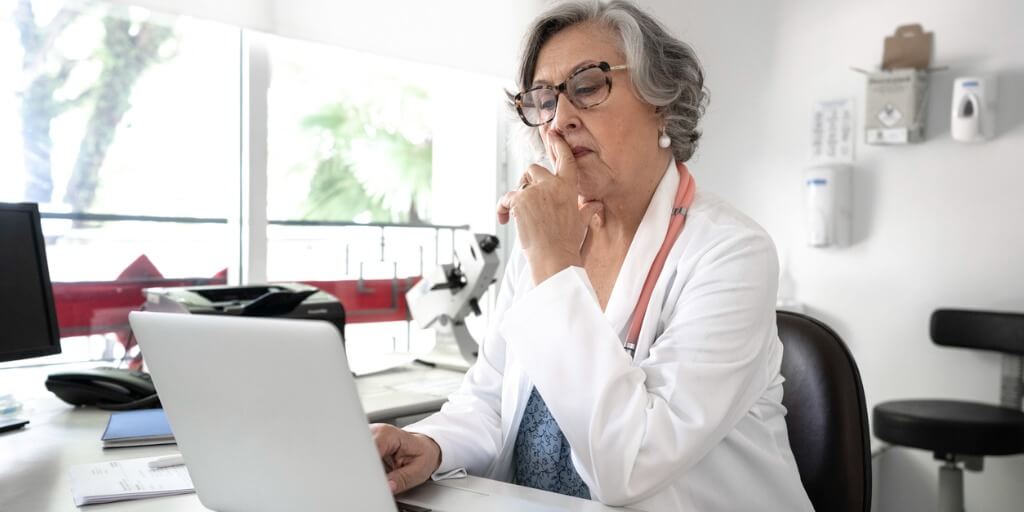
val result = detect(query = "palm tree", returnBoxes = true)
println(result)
[300,88,432,224]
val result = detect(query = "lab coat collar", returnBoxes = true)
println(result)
[602,159,680,341]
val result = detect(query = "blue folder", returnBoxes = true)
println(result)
[101,408,175,448]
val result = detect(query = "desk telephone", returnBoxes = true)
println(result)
[45,367,160,410]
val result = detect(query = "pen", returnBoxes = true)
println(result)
[148,454,185,469]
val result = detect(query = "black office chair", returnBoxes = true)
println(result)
[777,310,872,512]
[873,309,1024,512]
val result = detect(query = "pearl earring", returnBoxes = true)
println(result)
[658,129,671,149]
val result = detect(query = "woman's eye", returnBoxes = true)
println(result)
[573,85,600,98]
[573,86,598,96]
[540,99,557,110]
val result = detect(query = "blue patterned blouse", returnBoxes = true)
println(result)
[513,387,591,499]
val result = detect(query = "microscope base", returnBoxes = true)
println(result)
[415,324,476,372]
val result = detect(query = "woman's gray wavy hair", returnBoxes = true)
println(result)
[511,0,708,162]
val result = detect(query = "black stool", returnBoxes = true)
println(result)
[873,309,1024,512]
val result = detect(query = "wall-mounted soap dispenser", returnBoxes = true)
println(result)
[951,76,997,142]
[805,165,852,248]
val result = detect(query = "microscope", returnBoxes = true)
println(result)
[406,232,500,371]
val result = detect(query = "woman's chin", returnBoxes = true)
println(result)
[576,182,607,203]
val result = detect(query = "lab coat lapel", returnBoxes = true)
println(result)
[602,160,680,346]
[499,346,531,440]
[491,270,535,480]
[489,354,529,480]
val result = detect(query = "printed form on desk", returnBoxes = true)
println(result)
[69,456,195,506]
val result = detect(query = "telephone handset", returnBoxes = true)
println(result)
[45,367,160,410]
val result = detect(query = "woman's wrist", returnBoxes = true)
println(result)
[414,433,443,474]
[529,250,581,285]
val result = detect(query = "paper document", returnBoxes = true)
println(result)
[69,456,195,506]
[348,351,418,376]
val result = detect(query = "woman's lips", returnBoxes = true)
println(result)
[571,146,593,158]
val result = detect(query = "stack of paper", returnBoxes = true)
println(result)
[69,456,195,506]
[102,409,175,448]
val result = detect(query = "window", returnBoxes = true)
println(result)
[266,36,435,225]
[0,0,504,368]
[1,0,240,365]
[263,35,505,356]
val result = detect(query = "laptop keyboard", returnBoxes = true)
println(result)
[396,501,430,512]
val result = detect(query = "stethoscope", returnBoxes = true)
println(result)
[623,160,696,358]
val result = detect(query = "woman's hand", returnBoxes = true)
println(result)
[370,423,442,494]
[497,131,604,284]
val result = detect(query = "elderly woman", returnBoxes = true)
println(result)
[372,1,813,510]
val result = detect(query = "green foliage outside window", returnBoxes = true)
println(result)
[299,87,432,225]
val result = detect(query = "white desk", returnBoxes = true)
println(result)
[355,363,465,424]
[0,365,632,512]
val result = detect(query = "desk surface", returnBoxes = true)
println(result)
[0,364,631,512]
[356,362,465,423]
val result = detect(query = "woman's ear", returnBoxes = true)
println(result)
[652,105,666,122]
[653,109,667,132]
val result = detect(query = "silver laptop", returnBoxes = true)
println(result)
[128,311,424,512]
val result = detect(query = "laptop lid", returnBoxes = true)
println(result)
[129,311,397,512]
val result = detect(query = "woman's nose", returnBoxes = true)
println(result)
[550,95,581,132]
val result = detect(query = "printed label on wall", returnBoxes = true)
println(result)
[810,98,855,164]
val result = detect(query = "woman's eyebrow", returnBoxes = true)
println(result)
[569,59,600,74]
[532,59,601,87]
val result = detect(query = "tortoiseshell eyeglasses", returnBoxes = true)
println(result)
[514,61,628,127]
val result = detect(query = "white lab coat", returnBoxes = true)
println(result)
[406,161,814,511]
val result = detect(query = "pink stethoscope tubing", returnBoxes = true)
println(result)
[623,161,695,357]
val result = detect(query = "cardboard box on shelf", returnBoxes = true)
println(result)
[861,24,938,145]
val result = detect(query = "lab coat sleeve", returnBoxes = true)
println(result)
[500,229,780,506]
[402,256,517,477]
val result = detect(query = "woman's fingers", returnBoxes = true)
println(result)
[496,190,517,225]
[579,200,604,227]
[524,163,554,185]
[387,463,425,494]
[386,434,441,494]
[516,172,532,190]
[546,131,578,184]
[498,165,550,225]
[370,424,439,495]
[371,423,399,458]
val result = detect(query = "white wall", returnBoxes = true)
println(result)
[644,0,1024,510]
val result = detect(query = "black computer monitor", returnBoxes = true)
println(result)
[0,203,61,363]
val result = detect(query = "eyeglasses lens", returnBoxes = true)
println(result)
[518,67,610,126]
[566,68,609,108]
[521,88,558,126]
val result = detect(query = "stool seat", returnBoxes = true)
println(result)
[874,399,1024,457]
